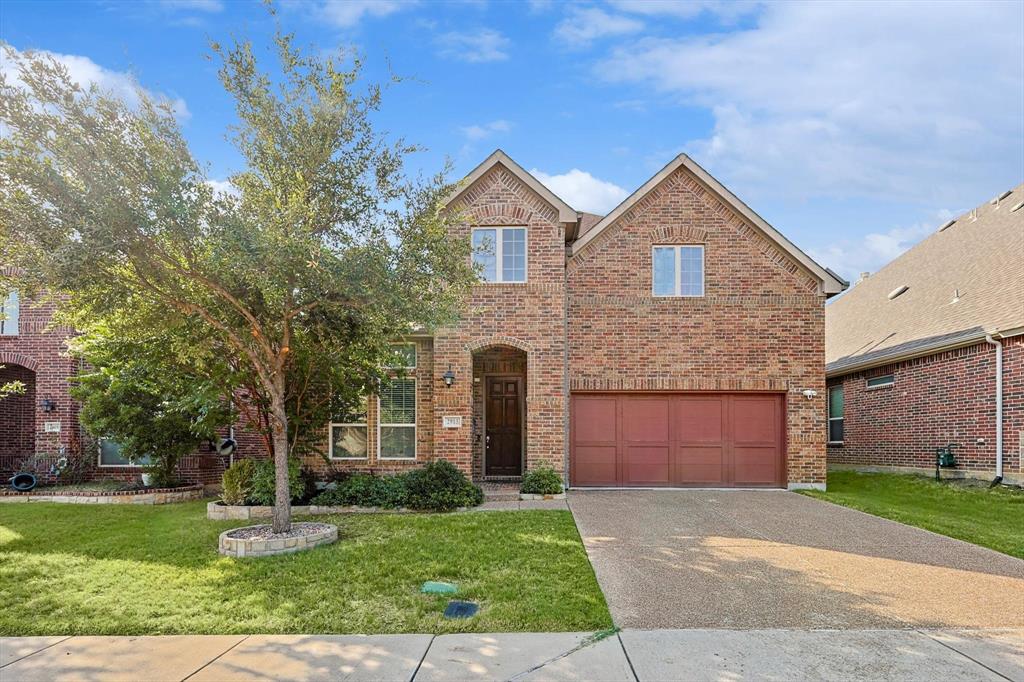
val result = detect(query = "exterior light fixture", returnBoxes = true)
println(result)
[802,389,817,400]
[442,365,456,388]
[40,398,57,413]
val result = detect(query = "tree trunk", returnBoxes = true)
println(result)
[270,395,292,534]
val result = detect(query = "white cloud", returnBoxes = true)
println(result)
[317,0,412,27]
[460,119,512,141]
[530,168,629,214]
[2,47,190,121]
[158,0,224,11]
[436,29,510,62]
[598,2,1023,206]
[609,0,760,21]
[554,7,643,47]
[205,179,239,198]
[808,209,954,283]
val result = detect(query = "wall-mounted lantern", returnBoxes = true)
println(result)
[442,365,456,388]
[40,398,57,413]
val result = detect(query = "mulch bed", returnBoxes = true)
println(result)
[224,522,335,541]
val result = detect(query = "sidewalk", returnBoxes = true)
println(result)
[2,628,1020,681]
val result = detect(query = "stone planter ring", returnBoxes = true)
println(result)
[218,522,338,558]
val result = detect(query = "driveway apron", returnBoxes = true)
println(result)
[568,489,1024,630]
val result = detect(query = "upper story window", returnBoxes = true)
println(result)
[387,343,417,370]
[472,227,527,283]
[828,385,844,443]
[0,291,19,335]
[652,245,704,297]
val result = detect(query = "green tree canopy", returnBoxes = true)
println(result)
[0,34,475,531]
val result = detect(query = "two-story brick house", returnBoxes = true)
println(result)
[1,150,846,489]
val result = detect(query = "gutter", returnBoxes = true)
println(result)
[984,334,1004,485]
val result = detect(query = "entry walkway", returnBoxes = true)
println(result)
[1,629,1021,681]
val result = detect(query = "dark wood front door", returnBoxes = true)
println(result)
[485,377,523,476]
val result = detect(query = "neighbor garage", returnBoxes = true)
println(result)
[570,393,785,488]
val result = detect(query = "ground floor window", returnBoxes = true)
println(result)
[379,377,416,459]
[98,439,151,467]
[330,395,368,459]
[828,385,844,443]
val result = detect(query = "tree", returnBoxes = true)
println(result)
[0,35,475,532]
[0,368,25,401]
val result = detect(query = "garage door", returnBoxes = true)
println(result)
[570,393,785,488]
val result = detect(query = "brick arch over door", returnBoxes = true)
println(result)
[0,351,40,372]
[465,336,536,354]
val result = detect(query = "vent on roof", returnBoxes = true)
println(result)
[888,285,909,300]
[992,189,1012,205]
[938,219,956,232]
[1012,201,1024,213]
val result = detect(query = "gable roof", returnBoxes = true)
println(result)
[444,149,578,225]
[568,154,847,295]
[825,183,1024,376]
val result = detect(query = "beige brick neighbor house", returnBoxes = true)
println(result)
[1,150,847,490]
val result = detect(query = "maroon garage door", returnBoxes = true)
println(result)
[570,393,785,488]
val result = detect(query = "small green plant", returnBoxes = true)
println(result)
[221,459,255,506]
[404,459,484,512]
[248,457,305,506]
[520,466,564,495]
[312,473,408,508]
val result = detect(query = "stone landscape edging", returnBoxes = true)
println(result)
[218,523,338,558]
[0,484,204,505]
[208,500,416,519]
[519,492,567,500]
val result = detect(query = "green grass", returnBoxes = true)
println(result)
[800,471,1024,558]
[0,501,611,636]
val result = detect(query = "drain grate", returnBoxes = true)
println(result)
[443,600,479,619]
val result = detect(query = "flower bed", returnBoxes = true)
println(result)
[0,484,204,505]
[207,500,414,519]
[218,522,337,558]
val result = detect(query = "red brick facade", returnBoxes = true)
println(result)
[2,154,837,488]
[827,336,1024,482]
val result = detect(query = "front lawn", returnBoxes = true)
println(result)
[800,471,1024,559]
[0,501,611,636]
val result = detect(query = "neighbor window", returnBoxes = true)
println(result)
[379,378,416,459]
[98,439,150,467]
[388,343,417,369]
[472,227,526,283]
[866,374,894,389]
[652,245,704,297]
[828,386,844,443]
[0,290,18,336]
[330,395,368,460]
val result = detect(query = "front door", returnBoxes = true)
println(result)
[485,377,523,476]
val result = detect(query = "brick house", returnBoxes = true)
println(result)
[1,150,847,489]
[825,184,1023,484]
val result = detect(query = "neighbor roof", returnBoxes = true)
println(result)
[569,154,848,295]
[826,183,1024,376]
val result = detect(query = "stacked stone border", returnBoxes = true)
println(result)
[218,523,338,558]
[0,484,204,505]
[207,500,418,520]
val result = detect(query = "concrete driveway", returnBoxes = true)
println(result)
[568,489,1024,630]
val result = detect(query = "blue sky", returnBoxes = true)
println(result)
[2,0,1022,281]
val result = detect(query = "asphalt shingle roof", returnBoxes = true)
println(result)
[825,183,1024,375]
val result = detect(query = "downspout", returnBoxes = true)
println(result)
[984,334,1003,486]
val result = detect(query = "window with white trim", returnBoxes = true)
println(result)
[330,395,368,460]
[866,374,894,389]
[652,245,704,297]
[379,378,416,459]
[98,439,151,467]
[828,386,844,443]
[0,290,19,336]
[389,342,417,369]
[472,227,527,283]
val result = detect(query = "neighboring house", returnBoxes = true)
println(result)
[1,150,847,490]
[825,185,1024,483]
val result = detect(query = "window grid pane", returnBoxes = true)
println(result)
[501,228,526,282]
[332,425,368,459]
[472,229,497,282]
[828,420,844,442]
[0,291,18,336]
[828,387,844,418]
[380,378,416,424]
[652,247,676,296]
[388,344,417,369]
[679,246,704,296]
[380,426,415,459]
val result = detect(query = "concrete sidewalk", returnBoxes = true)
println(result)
[2,629,1020,681]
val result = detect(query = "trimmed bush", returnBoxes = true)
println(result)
[520,466,563,495]
[248,457,305,506]
[221,459,255,505]
[404,459,484,512]
[311,473,407,508]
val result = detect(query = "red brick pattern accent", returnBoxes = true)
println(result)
[567,166,828,486]
[827,336,1023,475]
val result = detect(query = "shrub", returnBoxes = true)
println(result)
[404,459,483,512]
[312,473,408,508]
[248,457,305,506]
[221,459,255,505]
[520,466,563,495]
